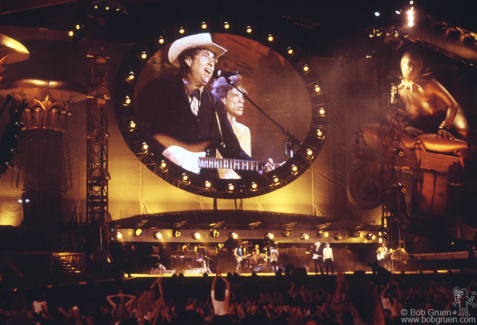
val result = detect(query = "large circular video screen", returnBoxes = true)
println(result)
[115,25,328,198]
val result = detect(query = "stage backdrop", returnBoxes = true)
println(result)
[1,24,476,240]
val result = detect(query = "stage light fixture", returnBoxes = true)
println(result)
[182,173,189,181]
[372,235,376,240]
[314,85,321,92]
[333,233,342,240]
[18,199,22,203]
[324,231,329,238]
[141,51,147,59]
[306,149,314,157]
[160,161,167,169]
[374,12,380,17]
[268,34,274,42]
[25,199,30,203]
[142,142,148,151]
[303,64,309,72]
[228,183,234,191]
[229,232,238,239]
[211,229,219,238]
[179,27,185,34]
[116,232,122,240]
[410,0,414,4]
[319,107,325,115]
[317,129,323,137]
[365,233,373,240]
[246,26,252,33]
[173,230,181,237]
[191,232,201,240]
[134,229,142,236]
[273,176,279,183]
[125,96,131,105]
[153,232,162,240]
[265,233,274,240]
[128,72,135,80]
[201,22,207,29]
[158,37,164,44]
[287,47,293,55]
[379,237,383,244]
[76,24,81,30]
[224,22,230,29]
[105,5,110,10]
[300,233,309,240]
[251,182,258,190]
[68,31,74,37]
[205,180,211,188]
[290,164,298,175]
[129,120,135,129]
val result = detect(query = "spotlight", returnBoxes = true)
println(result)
[76,24,81,30]
[319,107,325,115]
[246,26,252,33]
[267,34,274,42]
[224,22,230,29]
[68,31,74,37]
[306,149,314,157]
[290,164,298,175]
[153,232,162,240]
[141,51,147,59]
[272,176,280,183]
[179,27,185,34]
[314,85,321,92]
[229,232,238,239]
[160,160,167,169]
[25,199,30,203]
[142,142,148,151]
[372,235,376,240]
[182,173,189,181]
[116,232,122,240]
[287,47,293,54]
[379,237,383,243]
[251,182,258,190]
[317,129,323,137]
[205,180,211,188]
[374,12,380,17]
[333,233,342,240]
[191,232,201,240]
[129,120,136,129]
[283,230,293,237]
[300,233,309,240]
[324,231,329,238]
[105,5,109,10]
[173,230,181,237]
[201,22,207,29]
[158,36,164,44]
[265,233,274,240]
[18,199,22,203]
[128,71,135,80]
[303,64,309,72]
[134,229,142,236]
[228,183,235,191]
[211,229,219,238]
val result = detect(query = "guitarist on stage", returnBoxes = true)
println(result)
[311,242,324,275]
[233,243,244,275]
[135,33,274,178]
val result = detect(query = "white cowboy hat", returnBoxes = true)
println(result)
[168,33,227,68]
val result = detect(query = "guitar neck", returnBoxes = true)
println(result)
[198,157,279,171]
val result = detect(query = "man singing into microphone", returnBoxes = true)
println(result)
[135,33,274,178]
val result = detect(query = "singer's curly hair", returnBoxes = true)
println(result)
[210,75,246,100]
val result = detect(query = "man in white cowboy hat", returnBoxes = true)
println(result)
[135,33,273,177]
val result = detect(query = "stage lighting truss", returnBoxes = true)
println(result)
[114,17,328,198]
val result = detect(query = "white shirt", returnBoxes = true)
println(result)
[323,247,333,260]
[211,289,230,316]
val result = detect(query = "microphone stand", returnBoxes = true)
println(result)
[224,76,302,158]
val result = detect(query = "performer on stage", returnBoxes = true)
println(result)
[397,50,469,139]
[311,242,324,275]
[182,242,193,256]
[269,246,279,273]
[211,75,251,179]
[233,243,243,275]
[135,33,274,177]
[323,242,334,275]
[376,242,390,270]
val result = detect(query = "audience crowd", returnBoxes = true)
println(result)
[1,268,476,325]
